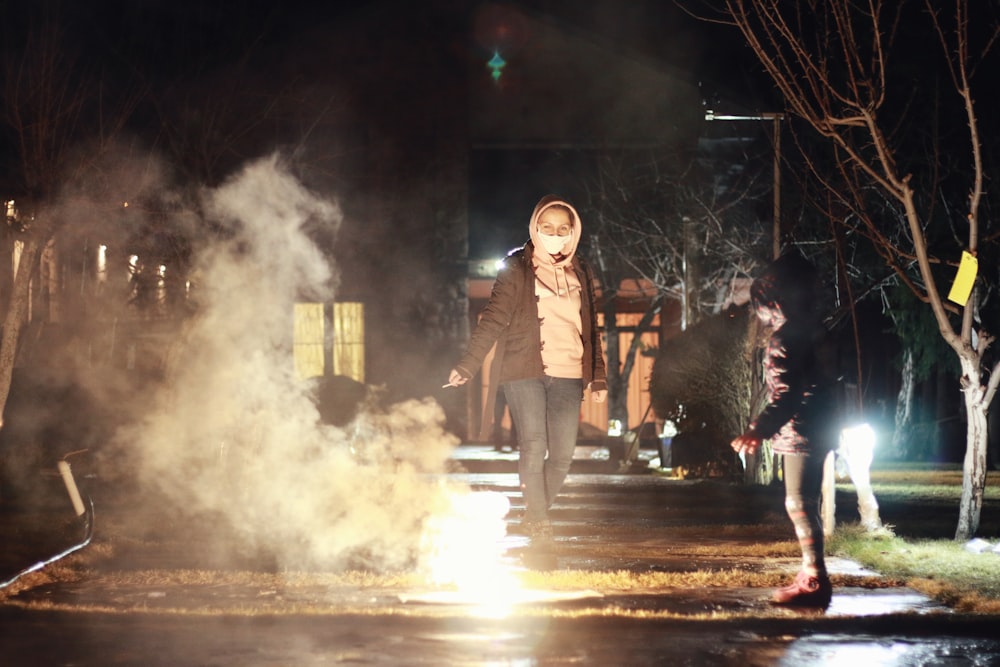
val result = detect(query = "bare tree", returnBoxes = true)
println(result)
[0,6,143,439]
[713,0,1000,539]
[2,16,90,427]
[587,148,770,316]
[581,144,771,430]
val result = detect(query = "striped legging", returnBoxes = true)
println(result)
[783,451,827,577]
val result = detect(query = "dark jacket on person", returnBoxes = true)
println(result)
[745,253,840,456]
[455,218,608,439]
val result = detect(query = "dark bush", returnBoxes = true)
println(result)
[649,306,756,476]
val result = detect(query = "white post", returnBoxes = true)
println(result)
[840,423,883,531]
[57,460,86,517]
[821,450,836,536]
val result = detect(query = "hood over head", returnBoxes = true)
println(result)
[528,195,582,266]
[750,250,821,324]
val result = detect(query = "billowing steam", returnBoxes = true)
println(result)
[115,155,463,571]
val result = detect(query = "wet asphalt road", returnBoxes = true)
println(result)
[2,445,1000,666]
[3,606,1000,666]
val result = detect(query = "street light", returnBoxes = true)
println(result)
[704,110,785,260]
[705,110,788,490]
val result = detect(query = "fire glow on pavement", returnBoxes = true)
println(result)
[408,490,602,617]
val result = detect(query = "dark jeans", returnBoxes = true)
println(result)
[502,376,584,523]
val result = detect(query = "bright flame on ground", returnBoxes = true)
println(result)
[419,490,523,617]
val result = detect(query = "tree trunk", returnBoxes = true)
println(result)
[619,298,662,429]
[955,355,989,541]
[0,234,45,431]
[681,216,700,330]
[743,440,775,485]
[744,318,775,485]
[990,396,1000,470]
[603,293,626,431]
[891,350,915,460]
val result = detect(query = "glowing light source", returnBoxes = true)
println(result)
[658,420,677,469]
[410,488,603,615]
[838,422,882,530]
[422,490,510,585]
[3,199,31,231]
[419,489,519,617]
[487,50,506,82]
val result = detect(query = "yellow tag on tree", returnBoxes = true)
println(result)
[947,251,978,306]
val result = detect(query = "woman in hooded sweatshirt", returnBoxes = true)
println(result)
[731,251,840,608]
[447,195,608,542]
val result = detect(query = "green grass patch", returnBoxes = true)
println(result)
[826,465,1000,611]
[829,522,1000,613]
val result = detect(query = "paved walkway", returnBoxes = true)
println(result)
[451,445,947,614]
[1,443,999,665]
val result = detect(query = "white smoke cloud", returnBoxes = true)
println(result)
[115,155,463,571]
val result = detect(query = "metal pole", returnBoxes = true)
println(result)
[772,114,782,260]
[704,111,785,258]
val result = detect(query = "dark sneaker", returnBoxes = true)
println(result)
[771,571,832,607]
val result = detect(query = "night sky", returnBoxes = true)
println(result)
[0,1,738,91]
[0,0,762,262]
[0,0,752,182]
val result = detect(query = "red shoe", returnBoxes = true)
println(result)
[771,571,832,607]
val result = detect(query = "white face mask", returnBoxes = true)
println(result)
[538,232,569,255]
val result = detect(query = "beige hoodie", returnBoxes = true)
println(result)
[528,197,584,379]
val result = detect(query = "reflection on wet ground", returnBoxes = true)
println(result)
[1,444,999,665]
[776,635,1000,667]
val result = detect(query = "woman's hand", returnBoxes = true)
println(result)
[731,433,762,456]
[591,389,607,403]
[444,369,469,388]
